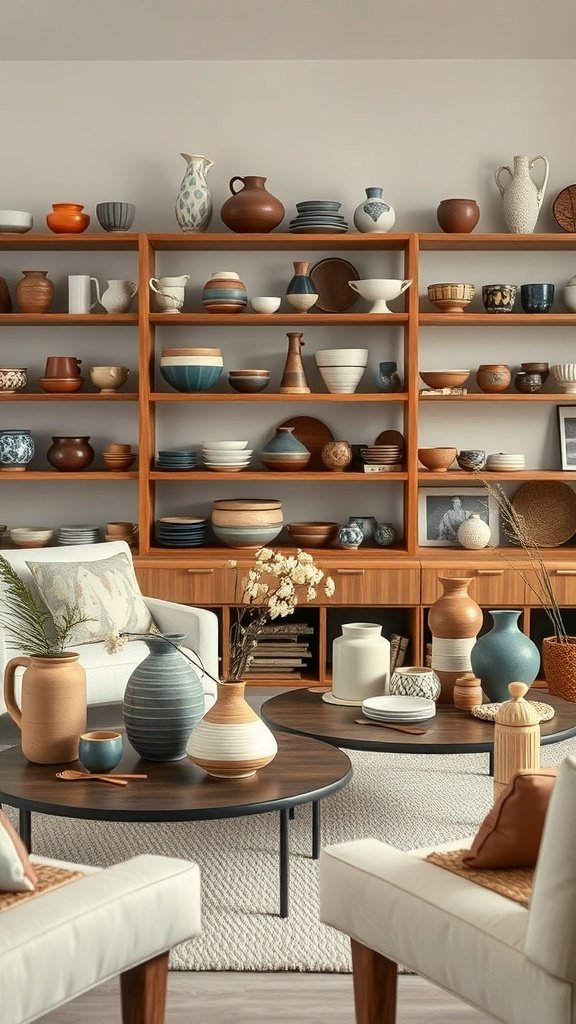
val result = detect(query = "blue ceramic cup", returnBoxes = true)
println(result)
[520,283,555,313]
[78,731,123,773]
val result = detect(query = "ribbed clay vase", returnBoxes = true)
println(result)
[16,271,54,313]
[542,636,576,702]
[470,610,540,704]
[3,652,86,764]
[186,680,278,778]
[428,576,483,704]
[123,634,205,761]
[220,175,285,233]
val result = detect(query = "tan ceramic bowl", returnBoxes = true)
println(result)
[419,369,471,389]
[418,447,457,472]
[427,283,475,312]
[90,366,130,391]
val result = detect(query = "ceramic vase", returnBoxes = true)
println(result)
[16,271,54,313]
[563,276,576,312]
[353,187,396,233]
[389,666,441,702]
[428,576,483,704]
[321,440,352,472]
[348,516,377,544]
[123,634,205,761]
[374,522,398,547]
[470,610,540,704]
[46,203,90,233]
[175,154,213,232]
[457,514,491,550]
[337,522,364,549]
[278,332,310,393]
[220,175,284,233]
[260,426,310,472]
[202,271,247,314]
[332,623,390,703]
[453,673,484,710]
[100,280,138,313]
[542,636,576,702]
[375,361,402,393]
[436,199,480,233]
[186,680,277,778]
[286,261,318,312]
[3,652,86,763]
[46,435,94,472]
[494,155,549,234]
[0,429,34,471]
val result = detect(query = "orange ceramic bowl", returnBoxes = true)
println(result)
[418,447,457,472]
[46,203,90,234]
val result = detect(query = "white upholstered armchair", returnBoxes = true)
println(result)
[0,541,218,715]
[320,755,576,1024]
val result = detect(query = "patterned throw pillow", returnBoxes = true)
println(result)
[26,551,155,645]
[0,811,37,892]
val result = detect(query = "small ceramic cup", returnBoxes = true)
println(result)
[78,730,123,772]
[250,296,281,313]
[520,283,555,314]
[456,449,486,471]
[482,284,517,313]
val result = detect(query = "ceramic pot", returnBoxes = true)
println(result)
[375,361,402,393]
[221,175,284,233]
[47,435,94,472]
[278,332,310,393]
[457,514,491,550]
[348,516,378,544]
[389,666,441,701]
[0,429,34,471]
[96,202,136,232]
[321,440,352,472]
[563,275,576,312]
[260,426,310,472]
[46,203,90,233]
[89,366,130,392]
[16,271,54,313]
[514,372,543,393]
[353,187,396,233]
[332,623,390,702]
[186,680,277,778]
[3,652,86,763]
[286,261,318,313]
[175,154,213,232]
[542,636,576,702]
[436,198,480,233]
[0,276,12,313]
[123,634,205,761]
[44,356,81,378]
[521,362,549,383]
[476,363,511,394]
[202,271,247,314]
[520,283,554,314]
[100,280,138,313]
[452,673,484,710]
[494,155,549,233]
[374,522,398,547]
[482,284,517,313]
[337,522,364,549]
[428,576,483,704]
[0,368,27,393]
[78,731,123,772]
[470,610,540,703]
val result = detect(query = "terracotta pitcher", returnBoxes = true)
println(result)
[4,652,87,763]
[221,176,285,233]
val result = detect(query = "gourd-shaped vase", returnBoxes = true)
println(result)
[353,187,396,233]
[186,680,278,778]
[175,153,213,232]
[470,610,540,704]
[220,175,284,233]
[428,576,482,704]
[286,261,318,312]
[278,332,310,393]
[494,155,549,234]
[123,634,205,761]
[332,623,390,703]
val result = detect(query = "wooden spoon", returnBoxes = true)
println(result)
[56,770,128,786]
[354,719,427,736]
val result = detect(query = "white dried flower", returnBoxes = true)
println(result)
[104,631,128,655]
[307,586,317,601]
[324,576,336,597]
[227,559,237,568]
[257,548,274,562]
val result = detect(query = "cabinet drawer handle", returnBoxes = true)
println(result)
[336,569,365,576]
[186,569,214,575]
[475,570,504,577]
[553,570,576,576]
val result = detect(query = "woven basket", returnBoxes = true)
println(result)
[542,636,576,702]
[511,482,576,547]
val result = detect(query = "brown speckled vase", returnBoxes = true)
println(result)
[186,681,278,778]
[428,577,483,704]
[47,435,95,472]
[16,271,54,313]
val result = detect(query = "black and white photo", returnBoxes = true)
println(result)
[558,406,576,471]
[418,488,497,547]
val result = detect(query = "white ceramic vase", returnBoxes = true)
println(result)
[186,681,277,779]
[563,275,576,312]
[353,187,396,233]
[175,153,213,232]
[458,514,491,550]
[332,623,390,704]
[494,155,549,234]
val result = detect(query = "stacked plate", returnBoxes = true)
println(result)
[360,444,403,469]
[155,516,208,547]
[58,524,100,545]
[290,201,349,234]
[201,440,252,473]
[486,452,525,472]
[362,695,436,723]
[156,448,199,471]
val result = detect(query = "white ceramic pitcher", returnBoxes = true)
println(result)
[495,155,549,234]
[149,275,190,313]
[100,280,138,313]
[68,275,100,314]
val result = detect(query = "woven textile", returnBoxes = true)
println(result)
[426,849,533,908]
[0,864,83,913]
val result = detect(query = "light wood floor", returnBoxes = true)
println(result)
[40,973,491,1023]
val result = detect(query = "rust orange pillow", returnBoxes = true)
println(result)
[0,810,37,891]
[462,768,558,869]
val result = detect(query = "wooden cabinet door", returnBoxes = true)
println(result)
[331,566,420,606]
[136,566,233,605]
[526,565,576,606]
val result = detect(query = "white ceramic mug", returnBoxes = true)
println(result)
[149,275,190,313]
[68,275,101,314]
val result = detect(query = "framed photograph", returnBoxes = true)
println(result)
[418,488,498,547]
[557,406,576,471]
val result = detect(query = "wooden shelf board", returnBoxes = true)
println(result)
[418,232,576,251]
[0,393,138,402]
[419,393,574,402]
[148,232,411,251]
[0,470,138,480]
[418,470,574,482]
[150,470,408,482]
[0,233,139,251]
[420,313,576,326]
[418,546,576,560]
[0,314,137,326]
[145,545,412,559]
[150,391,407,403]
[150,313,408,326]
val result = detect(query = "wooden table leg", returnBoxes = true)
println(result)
[351,938,397,1024]
[120,951,169,1024]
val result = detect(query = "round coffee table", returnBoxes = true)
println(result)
[262,688,576,773]
[0,704,351,918]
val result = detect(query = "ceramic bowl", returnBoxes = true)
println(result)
[250,296,281,313]
[287,522,339,547]
[228,374,270,393]
[102,454,136,471]
[0,368,27,393]
[456,450,486,472]
[37,377,84,393]
[551,364,576,393]
[0,210,33,233]
[202,440,248,450]
[418,447,457,472]
[419,369,470,389]
[427,283,475,312]
[9,527,53,548]
[315,349,369,367]
[89,366,130,391]
[211,523,283,548]
[318,366,365,394]
[522,361,549,382]
[95,202,136,232]
[482,284,517,313]
[160,363,223,393]
[78,730,124,772]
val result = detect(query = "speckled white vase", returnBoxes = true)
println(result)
[458,514,491,550]
[186,681,277,778]
[494,155,549,234]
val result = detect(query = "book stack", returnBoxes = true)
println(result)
[244,622,315,681]
[390,633,410,673]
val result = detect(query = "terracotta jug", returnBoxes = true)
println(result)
[4,652,87,763]
[220,176,285,233]
[428,576,482,704]
[16,271,54,313]
[278,332,310,393]
[186,680,277,778]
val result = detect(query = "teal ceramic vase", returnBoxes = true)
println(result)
[123,633,205,761]
[286,261,318,312]
[470,610,540,703]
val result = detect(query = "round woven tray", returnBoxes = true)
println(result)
[511,482,576,547]
[471,701,555,723]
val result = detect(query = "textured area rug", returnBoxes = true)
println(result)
[6,738,575,972]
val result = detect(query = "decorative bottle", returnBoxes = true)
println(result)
[186,680,277,778]
[353,187,396,233]
[220,175,284,233]
[494,155,549,234]
[428,576,482,704]
[278,332,310,393]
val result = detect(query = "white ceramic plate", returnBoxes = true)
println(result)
[322,691,364,707]
[363,695,435,714]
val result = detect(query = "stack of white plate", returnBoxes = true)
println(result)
[362,695,436,723]
[486,452,525,472]
[58,524,100,545]
[360,445,403,468]
[201,440,252,473]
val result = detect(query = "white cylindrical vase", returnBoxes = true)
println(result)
[332,623,390,704]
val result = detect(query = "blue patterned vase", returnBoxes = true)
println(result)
[0,429,34,471]
[123,633,205,761]
[353,187,396,233]
[470,610,540,704]
[338,522,364,549]
[175,154,213,232]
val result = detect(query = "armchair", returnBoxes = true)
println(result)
[320,755,576,1024]
[0,541,218,715]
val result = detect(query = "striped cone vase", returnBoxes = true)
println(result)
[428,577,483,705]
[187,680,278,779]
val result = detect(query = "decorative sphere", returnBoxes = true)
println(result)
[321,440,352,472]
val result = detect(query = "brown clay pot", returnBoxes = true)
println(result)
[16,271,54,313]
[476,363,511,394]
[46,203,90,233]
[47,435,95,472]
[436,199,480,233]
[428,576,483,704]
[3,652,87,763]
[542,636,576,702]
[220,176,285,233]
[0,276,12,313]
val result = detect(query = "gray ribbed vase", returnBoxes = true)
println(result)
[122,633,205,761]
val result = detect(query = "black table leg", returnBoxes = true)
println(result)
[312,800,321,859]
[279,807,290,918]
[289,806,295,820]
[488,750,494,777]
[19,809,32,852]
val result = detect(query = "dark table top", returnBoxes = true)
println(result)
[0,703,352,822]
[261,687,576,754]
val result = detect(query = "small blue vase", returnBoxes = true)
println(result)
[470,610,540,703]
[338,522,364,549]
[0,429,34,470]
[286,261,318,312]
